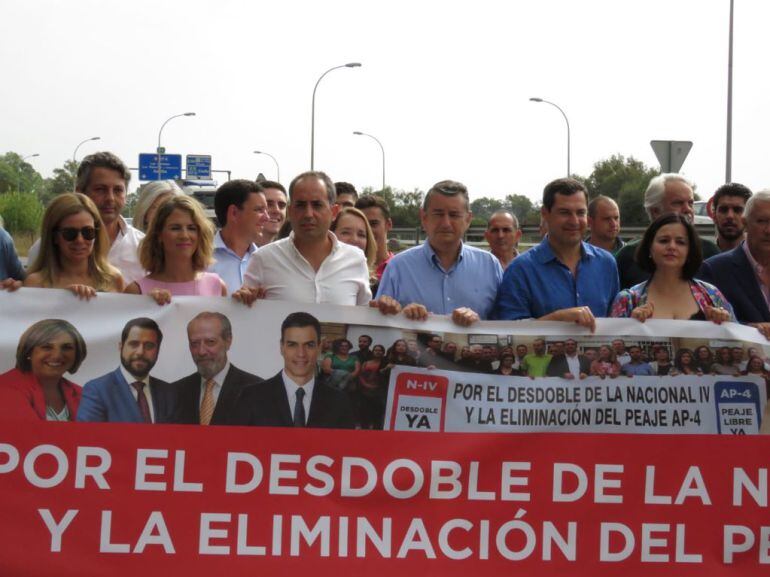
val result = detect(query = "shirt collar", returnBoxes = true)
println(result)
[119,365,149,387]
[282,369,315,398]
[201,361,231,388]
[289,230,339,254]
[535,236,595,264]
[421,239,466,270]
[214,230,257,257]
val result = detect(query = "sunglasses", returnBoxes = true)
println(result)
[56,226,98,242]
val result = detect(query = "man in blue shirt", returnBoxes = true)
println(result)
[373,180,503,326]
[209,179,269,294]
[0,225,25,286]
[494,178,619,331]
[620,345,654,376]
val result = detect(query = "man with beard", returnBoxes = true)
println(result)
[78,318,176,423]
[174,312,263,425]
[711,183,752,252]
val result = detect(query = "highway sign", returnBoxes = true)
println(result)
[139,153,182,181]
[186,154,212,179]
[650,140,692,173]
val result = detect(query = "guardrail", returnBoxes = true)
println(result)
[388,224,717,250]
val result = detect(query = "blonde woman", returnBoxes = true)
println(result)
[133,180,184,232]
[125,195,226,303]
[24,193,124,298]
[330,206,378,289]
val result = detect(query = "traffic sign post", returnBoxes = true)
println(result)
[186,155,212,179]
[650,140,692,173]
[139,153,183,181]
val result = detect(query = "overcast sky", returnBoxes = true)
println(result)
[2,0,768,202]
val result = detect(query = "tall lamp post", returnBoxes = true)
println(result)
[353,131,386,191]
[530,97,571,177]
[725,0,734,182]
[72,136,101,189]
[253,150,280,182]
[18,153,39,192]
[310,62,361,169]
[157,112,195,180]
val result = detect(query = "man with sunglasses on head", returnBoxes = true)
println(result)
[372,180,503,326]
[27,151,144,284]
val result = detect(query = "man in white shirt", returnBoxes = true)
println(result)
[235,171,371,306]
[209,179,269,294]
[27,151,144,284]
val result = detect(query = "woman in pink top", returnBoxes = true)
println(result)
[125,195,226,303]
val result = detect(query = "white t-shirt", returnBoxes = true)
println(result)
[243,232,371,306]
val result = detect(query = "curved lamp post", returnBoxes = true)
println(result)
[157,112,195,180]
[530,97,571,177]
[310,62,361,169]
[353,131,385,191]
[253,150,280,182]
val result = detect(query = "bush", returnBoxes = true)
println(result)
[0,192,44,235]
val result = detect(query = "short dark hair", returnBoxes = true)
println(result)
[281,312,321,342]
[16,319,87,374]
[542,178,588,211]
[260,180,286,195]
[76,151,131,192]
[587,195,616,219]
[423,180,469,211]
[635,213,702,280]
[214,179,264,225]
[121,317,163,346]
[334,182,358,200]
[355,194,391,219]
[712,182,752,210]
[289,171,336,204]
[359,334,372,344]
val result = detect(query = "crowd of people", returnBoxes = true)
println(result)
[0,149,769,428]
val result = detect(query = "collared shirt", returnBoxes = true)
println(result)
[119,365,155,423]
[565,353,581,378]
[0,226,24,280]
[209,230,258,294]
[199,362,229,410]
[375,252,395,280]
[742,241,770,309]
[376,241,503,319]
[494,237,619,320]
[26,216,145,285]
[282,370,314,420]
[243,232,371,305]
[621,361,654,377]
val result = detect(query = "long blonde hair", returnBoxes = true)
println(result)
[29,193,119,290]
[139,195,214,274]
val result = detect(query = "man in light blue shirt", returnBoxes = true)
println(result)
[374,180,503,325]
[0,225,25,283]
[494,178,619,331]
[209,179,269,294]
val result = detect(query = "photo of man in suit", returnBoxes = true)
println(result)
[546,338,591,379]
[77,318,176,423]
[174,311,263,425]
[229,312,354,428]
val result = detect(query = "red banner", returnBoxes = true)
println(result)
[0,423,767,576]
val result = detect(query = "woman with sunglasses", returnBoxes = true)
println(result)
[125,195,226,303]
[24,193,123,297]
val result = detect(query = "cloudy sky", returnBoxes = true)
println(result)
[2,0,768,202]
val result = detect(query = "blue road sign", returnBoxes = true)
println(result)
[139,153,183,181]
[186,154,212,179]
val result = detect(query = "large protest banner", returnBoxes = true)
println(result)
[0,289,769,576]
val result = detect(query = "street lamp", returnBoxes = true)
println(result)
[725,0,734,182]
[310,62,361,169]
[530,97,571,177]
[18,153,39,193]
[157,112,195,180]
[353,131,386,191]
[253,151,280,182]
[73,136,101,163]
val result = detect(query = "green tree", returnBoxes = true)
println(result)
[0,152,45,195]
[505,193,539,225]
[470,197,505,221]
[42,159,79,202]
[584,154,659,226]
[0,192,44,235]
